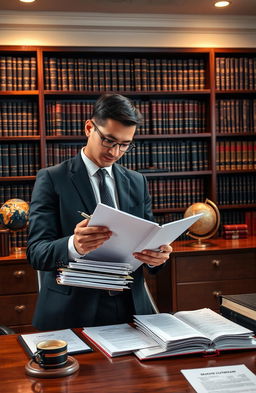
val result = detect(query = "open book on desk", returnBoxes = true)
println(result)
[80,308,256,360]
[79,203,203,271]
[134,308,256,360]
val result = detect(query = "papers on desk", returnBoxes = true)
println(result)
[81,324,157,357]
[134,308,256,360]
[57,203,203,291]
[18,329,92,357]
[79,308,256,360]
[181,364,256,393]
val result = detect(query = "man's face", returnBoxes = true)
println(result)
[83,118,136,167]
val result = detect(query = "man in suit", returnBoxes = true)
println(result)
[27,93,172,330]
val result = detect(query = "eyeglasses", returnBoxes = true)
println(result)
[91,120,135,153]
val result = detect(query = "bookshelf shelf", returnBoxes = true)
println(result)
[144,170,212,178]
[0,176,36,181]
[0,136,41,141]
[0,45,255,248]
[0,91,39,96]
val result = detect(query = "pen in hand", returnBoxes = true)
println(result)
[78,210,92,220]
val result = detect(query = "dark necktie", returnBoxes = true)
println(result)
[97,169,119,296]
[97,168,115,208]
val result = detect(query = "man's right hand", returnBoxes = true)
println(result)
[73,219,112,255]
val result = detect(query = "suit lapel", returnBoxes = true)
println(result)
[113,164,130,213]
[69,153,97,214]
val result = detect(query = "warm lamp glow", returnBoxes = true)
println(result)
[214,1,231,7]
[19,0,36,3]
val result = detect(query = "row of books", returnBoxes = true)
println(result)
[0,183,33,207]
[148,178,205,209]
[46,140,209,172]
[46,143,83,167]
[0,101,38,136]
[119,140,209,172]
[217,174,256,205]
[10,227,28,249]
[216,99,256,134]
[0,143,40,177]
[216,140,256,170]
[222,224,249,239]
[45,99,207,136]
[43,56,206,91]
[0,56,37,91]
[215,57,256,90]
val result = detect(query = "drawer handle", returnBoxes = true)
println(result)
[13,270,26,279]
[14,305,26,313]
[212,290,222,298]
[211,259,221,267]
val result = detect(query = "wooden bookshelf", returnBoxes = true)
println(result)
[0,46,256,250]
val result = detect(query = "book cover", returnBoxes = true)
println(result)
[220,306,256,333]
[221,293,256,320]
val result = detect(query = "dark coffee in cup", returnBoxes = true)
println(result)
[32,339,68,369]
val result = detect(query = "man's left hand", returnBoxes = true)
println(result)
[133,244,173,267]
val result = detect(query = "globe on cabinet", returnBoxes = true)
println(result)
[184,199,220,248]
[0,198,30,255]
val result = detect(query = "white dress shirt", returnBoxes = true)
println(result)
[68,149,119,259]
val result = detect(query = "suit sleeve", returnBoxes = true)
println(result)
[26,168,69,271]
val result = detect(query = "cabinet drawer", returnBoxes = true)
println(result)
[175,251,256,282]
[176,279,256,310]
[0,294,37,325]
[0,264,37,295]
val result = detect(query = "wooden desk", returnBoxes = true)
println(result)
[1,333,256,393]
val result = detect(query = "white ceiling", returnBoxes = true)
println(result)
[0,0,255,16]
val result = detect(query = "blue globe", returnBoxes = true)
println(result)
[0,198,29,231]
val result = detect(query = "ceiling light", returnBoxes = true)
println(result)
[214,1,231,7]
[19,0,36,3]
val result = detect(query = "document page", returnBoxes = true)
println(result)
[181,364,256,393]
[19,329,92,356]
[85,203,203,271]
[134,313,209,346]
[82,324,157,357]
[175,308,254,346]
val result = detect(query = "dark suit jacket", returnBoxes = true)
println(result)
[27,153,161,330]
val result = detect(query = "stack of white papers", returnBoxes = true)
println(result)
[56,203,203,291]
[57,259,133,291]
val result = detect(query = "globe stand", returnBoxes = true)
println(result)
[186,237,217,249]
[184,199,220,248]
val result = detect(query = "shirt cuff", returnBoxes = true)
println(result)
[68,235,87,260]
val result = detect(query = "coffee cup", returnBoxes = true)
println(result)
[32,339,68,369]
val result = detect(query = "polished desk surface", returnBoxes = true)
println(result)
[1,332,256,393]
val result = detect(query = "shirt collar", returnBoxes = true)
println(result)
[80,148,114,178]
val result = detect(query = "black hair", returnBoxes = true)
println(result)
[91,93,143,127]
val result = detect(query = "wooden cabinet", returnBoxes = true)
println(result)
[0,251,37,333]
[170,236,256,312]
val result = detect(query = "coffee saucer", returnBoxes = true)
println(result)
[25,356,79,378]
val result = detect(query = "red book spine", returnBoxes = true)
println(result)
[223,229,248,235]
[223,224,248,230]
